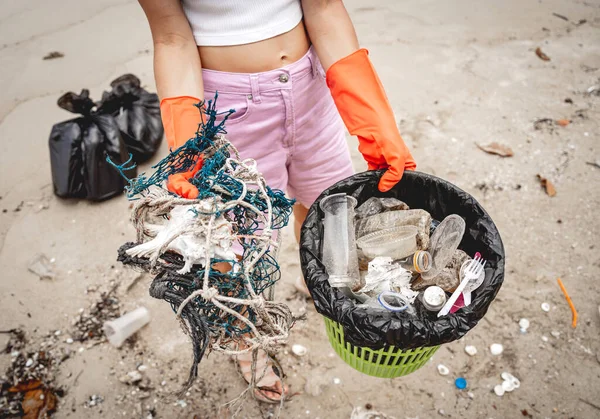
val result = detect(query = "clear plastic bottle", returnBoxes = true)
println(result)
[396,250,431,274]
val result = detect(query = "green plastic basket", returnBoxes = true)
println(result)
[324,317,440,378]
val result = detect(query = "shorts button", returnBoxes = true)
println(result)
[279,74,289,83]
[247,94,253,100]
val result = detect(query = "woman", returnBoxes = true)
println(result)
[139,0,415,403]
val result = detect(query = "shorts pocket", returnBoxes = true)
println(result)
[204,91,253,126]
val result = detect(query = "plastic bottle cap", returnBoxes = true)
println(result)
[464,345,477,356]
[437,364,450,376]
[490,343,503,356]
[494,384,505,396]
[455,377,467,389]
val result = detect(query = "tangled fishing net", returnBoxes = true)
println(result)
[111,95,297,397]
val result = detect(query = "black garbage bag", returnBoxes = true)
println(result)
[49,89,135,200]
[300,170,505,350]
[97,74,163,163]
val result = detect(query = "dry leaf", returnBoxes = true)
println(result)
[537,174,556,197]
[42,51,64,60]
[22,389,57,419]
[556,119,570,127]
[476,142,514,157]
[8,380,42,393]
[535,47,551,61]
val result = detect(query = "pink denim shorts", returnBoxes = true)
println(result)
[202,47,355,208]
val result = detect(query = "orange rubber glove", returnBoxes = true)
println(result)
[160,96,204,199]
[326,49,416,192]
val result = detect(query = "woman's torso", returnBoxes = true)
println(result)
[182,0,311,73]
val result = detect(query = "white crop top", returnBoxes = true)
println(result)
[181,0,304,47]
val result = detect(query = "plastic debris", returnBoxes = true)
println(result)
[455,377,467,389]
[490,343,504,356]
[27,254,56,280]
[494,384,505,396]
[519,318,530,332]
[292,344,308,357]
[103,307,151,348]
[421,215,466,280]
[465,345,478,356]
[437,364,450,376]
[350,406,395,419]
[541,302,551,312]
[502,380,516,392]
[494,372,520,396]
[501,372,520,388]
[557,278,578,328]
[333,378,341,385]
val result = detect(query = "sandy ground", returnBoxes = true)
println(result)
[1,0,600,418]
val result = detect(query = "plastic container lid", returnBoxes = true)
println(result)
[357,225,418,260]
[421,214,465,280]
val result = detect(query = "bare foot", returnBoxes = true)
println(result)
[236,350,288,403]
[294,276,311,298]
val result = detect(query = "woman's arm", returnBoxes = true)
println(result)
[302,0,416,192]
[138,0,204,100]
[301,0,359,71]
[138,0,205,199]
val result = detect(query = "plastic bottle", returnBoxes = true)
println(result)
[396,250,431,274]
[421,286,447,312]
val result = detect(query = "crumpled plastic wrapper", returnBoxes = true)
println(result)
[356,209,432,250]
[355,197,409,219]
[359,257,413,298]
[411,249,470,292]
[300,170,505,349]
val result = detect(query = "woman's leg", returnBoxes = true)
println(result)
[293,203,309,243]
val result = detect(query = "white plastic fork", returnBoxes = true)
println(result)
[437,255,486,317]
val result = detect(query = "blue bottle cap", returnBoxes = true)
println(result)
[455,377,467,389]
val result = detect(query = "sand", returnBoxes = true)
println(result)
[1,0,599,418]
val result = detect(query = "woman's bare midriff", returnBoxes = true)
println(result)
[198,21,311,73]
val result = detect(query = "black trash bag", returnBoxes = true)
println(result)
[97,74,163,163]
[49,89,135,200]
[300,170,505,350]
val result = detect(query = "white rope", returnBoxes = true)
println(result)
[131,137,294,362]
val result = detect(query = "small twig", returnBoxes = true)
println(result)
[552,12,569,21]
[73,370,84,386]
[580,398,600,411]
[586,161,600,169]
[557,278,577,328]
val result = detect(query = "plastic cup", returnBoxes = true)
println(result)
[320,193,361,290]
[103,307,151,347]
